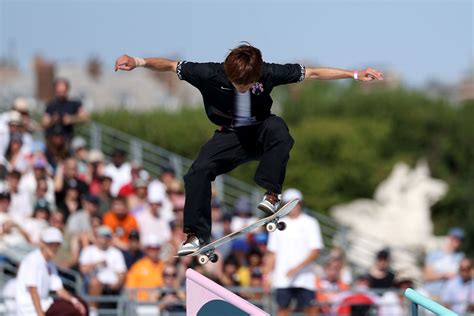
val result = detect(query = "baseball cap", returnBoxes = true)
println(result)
[148,188,165,204]
[34,198,50,211]
[41,227,63,244]
[88,149,105,163]
[133,178,148,188]
[143,234,162,248]
[129,229,140,240]
[8,111,22,126]
[282,188,303,203]
[83,193,100,205]
[97,225,113,237]
[448,227,465,240]
[33,157,48,169]
[12,97,29,113]
[71,137,87,151]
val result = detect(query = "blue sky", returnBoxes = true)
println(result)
[0,0,472,86]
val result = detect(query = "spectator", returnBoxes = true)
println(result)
[264,188,323,316]
[54,157,89,204]
[315,258,350,314]
[441,258,474,315]
[158,264,186,313]
[127,178,149,215]
[423,227,465,299]
[328,247,353,285]
[45,124,69,170]
[66,193,99,237]
[57,183,81,222]
[219,255,242,287]
[367,249,395,290]
[103,196,139,249]
[71,137,89,183]
[0,191,31,252]
[6,170,33,220]
[22,199,51,244]
[161,220,185,262]
[79,225,126,314]
[126,234,165,301]
[96,175,113,217]
[0,111,29,159]
[121,230,144,269]
[42,78,89,141]
[19,156,56,208]
[15,227,87,316]
[136,188,171,245]
[117,163,148,197]
[230,196,258,232]
[4,132,30,173]
[87,149,106,196]
[10,97,40,133]
[104,149,131,196]
[166,179,185,211]
[159,165,177,190]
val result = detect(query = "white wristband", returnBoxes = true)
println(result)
[133,57,146,67]
[353,71,359,80]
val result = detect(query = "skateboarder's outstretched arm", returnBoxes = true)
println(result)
[305,66,383,81]
[115,54,178,73]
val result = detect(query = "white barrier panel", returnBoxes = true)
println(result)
[186,268,269,316]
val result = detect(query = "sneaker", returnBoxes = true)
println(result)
[258,192,281,215]
[177,233,204,256]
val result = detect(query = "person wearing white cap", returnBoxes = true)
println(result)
[264,188,324,316]
[15,227,87,316]
[126,234,165,301]
[79,225,126,314]
[135,188,171,246]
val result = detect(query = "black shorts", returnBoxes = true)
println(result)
[276,287,316,310]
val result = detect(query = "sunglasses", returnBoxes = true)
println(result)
[163,273,177,278]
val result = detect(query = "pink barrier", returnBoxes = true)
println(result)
[186,268,270,316]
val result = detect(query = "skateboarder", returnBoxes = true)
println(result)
[115,44,383,255]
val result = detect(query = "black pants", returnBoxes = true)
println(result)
[183,115,294,240]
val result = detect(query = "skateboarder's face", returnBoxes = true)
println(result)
[232,82,254,93]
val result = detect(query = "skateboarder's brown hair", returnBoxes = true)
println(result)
[224,43,263,85]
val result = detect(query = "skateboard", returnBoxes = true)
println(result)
[180,199,299,265]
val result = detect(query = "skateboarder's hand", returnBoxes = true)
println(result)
[356,68,383,81]
[115,54,137,72]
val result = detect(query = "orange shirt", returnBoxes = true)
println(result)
[103,211,138,243]
[126,257,164,301]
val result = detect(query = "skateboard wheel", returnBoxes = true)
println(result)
[277,221,286,231]
[266,222,277,232]
[198,254,209,265]
[209,253,219,263]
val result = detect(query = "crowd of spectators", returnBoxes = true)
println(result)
[0,79,472,315]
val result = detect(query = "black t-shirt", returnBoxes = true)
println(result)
[368,271,395,289]
[177,61,305,127]
[45,98,82,137]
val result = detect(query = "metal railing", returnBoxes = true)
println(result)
[405,288,457,316]
[77,121,420,271]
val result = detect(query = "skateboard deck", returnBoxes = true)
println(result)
[180,199,299,264]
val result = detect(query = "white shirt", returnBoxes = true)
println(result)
[104,162,132,197]
[9,190,33,220]
[267,213,324,290]
[135,208,171,245]
[79,245,126,285]
[15,249,63,315]
[234,91,256,127]
[18,172,56,209]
